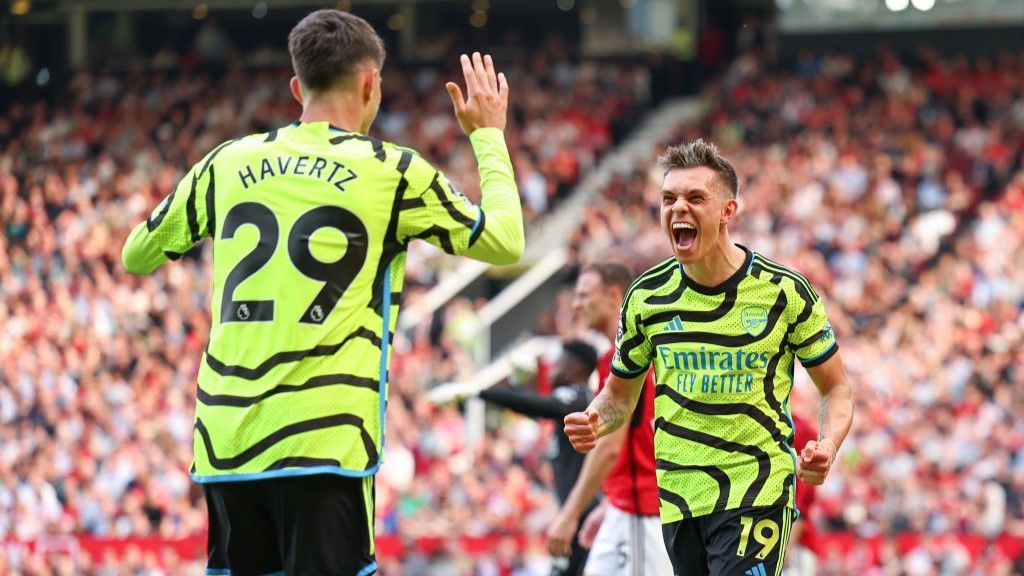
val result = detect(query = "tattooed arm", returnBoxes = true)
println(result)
[799,351,854,485]
[564,371,646,453]
[591,373,638,436]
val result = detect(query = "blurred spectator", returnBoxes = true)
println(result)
[476,340,599,576]
[0,41,31,87]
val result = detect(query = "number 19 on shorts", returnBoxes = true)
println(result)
[735,516,779,560]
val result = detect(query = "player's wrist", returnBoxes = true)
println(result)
[469,126,505,138]
[819,437,837,465]
[558,510,580,525]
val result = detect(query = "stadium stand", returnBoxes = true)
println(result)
[2,10,1024,575]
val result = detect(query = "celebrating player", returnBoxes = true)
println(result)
[564,139,853,576]
[122,9,522,576]
[547,263,673,575]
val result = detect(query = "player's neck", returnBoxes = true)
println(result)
[682,238,746,288]
[299,93,366,134]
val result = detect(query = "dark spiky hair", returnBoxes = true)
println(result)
[658,138,739,198]
[288,9,386,92]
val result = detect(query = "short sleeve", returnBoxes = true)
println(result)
[611,288,654,378]
[789,296,838,368]
[396,153,482,255]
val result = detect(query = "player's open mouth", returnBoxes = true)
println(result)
[672,221,697,250]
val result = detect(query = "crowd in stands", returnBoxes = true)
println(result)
[2,16,1024,575]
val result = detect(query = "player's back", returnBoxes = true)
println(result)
[127,117,521,482]
[189,121,451,482]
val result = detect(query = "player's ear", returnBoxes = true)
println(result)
[608,285,624,305]
[360,65,379,104]
[289,76,304,106]
[721,196,739,225]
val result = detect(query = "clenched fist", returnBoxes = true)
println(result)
[797,438,836,485]
[564,410,599,453]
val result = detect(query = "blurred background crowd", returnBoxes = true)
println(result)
[2,0,1023,574]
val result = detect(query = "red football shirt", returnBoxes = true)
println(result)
[792,413,820,554]
[596,350,660,516]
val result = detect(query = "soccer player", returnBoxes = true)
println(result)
[546,263,673,576]
[564,139,854,576]
[121,10,523,576]
[475,339,599,576]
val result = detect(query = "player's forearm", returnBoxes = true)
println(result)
[588,375,640,439]
[818,378,853,452]
[463,127,524,266]
[122,222,170,275]
[560,430,624,519]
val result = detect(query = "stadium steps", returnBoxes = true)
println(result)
[522,97,704,262]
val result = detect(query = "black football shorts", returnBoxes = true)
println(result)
[662,504,794,576]
[203,473,376,576]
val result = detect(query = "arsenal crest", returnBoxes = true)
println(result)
[741,306,768,337]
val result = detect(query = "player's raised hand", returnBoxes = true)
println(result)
[797,438,836,485]
[564,409,599,453]
[445,52,509,134]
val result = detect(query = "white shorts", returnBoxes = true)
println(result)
[583,503,673,576]
[781,545,818,576]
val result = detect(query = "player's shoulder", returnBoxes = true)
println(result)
[624,257,679,299]
[376,138,421,157]
[378,139,436,173]
[192,131,285,176]
[748,251,820,302]
[372,140,447,192]
[187,135,259,178]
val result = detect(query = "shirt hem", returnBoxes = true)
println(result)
[607,501,661,518]
[191,464,379,484]
[660,500,795,524]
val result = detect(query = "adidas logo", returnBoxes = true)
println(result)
[666,315,685,331]
[745,563,767,576]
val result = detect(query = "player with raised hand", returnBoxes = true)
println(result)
[564,140,853,576]
[122,9,521,576]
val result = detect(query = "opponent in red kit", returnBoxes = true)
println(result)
[784,413,821,575]
[546,263,673,575]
